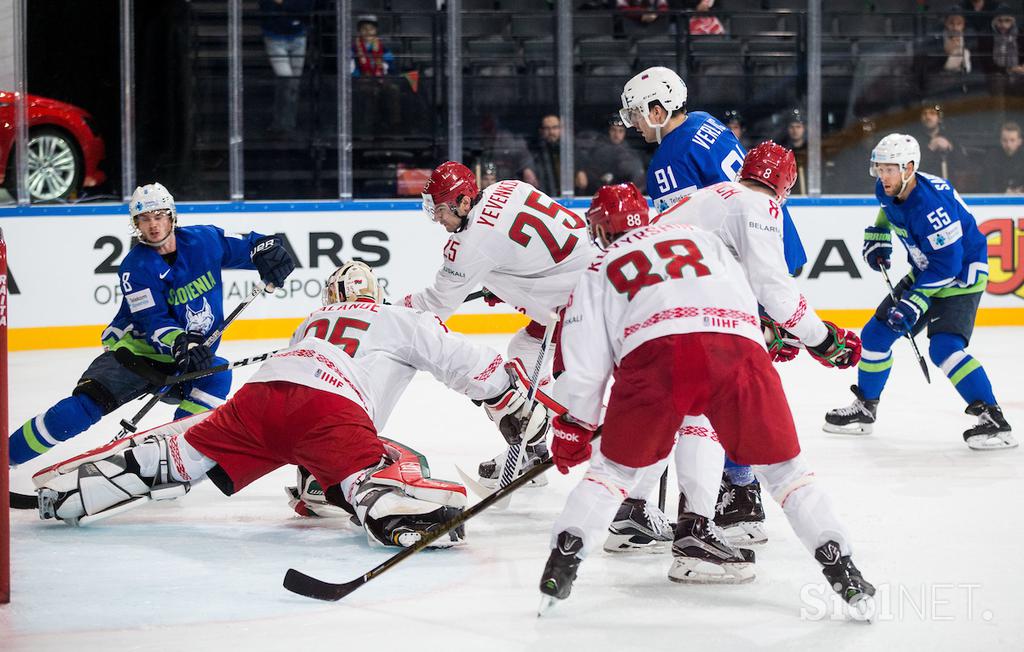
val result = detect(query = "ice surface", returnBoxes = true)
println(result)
[3,331,1023,651]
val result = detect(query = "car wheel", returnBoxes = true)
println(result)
[23,127,83,202]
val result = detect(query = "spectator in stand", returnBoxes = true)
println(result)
[908,102,966,182]
[686,0,726,35]
[779,110,807,194]
[926,6,974,74]
[480,160,499,189]
[259,0,314,135]
[616,0,671,37]
[723,109,749,149]
[576,114,647,195]
[962,0,997,43]
[824,117,877,194]
[977,4,1024,94]
[527,113,586,196]
[983,121,1024,193]
[351,14,401,134]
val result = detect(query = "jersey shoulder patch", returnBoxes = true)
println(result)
[927,221,963,249]
[126,288,156,313]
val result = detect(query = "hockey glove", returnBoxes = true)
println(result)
[806,321,862,369]
[250,235,296,290]
[172,332,213,373]
[885,290,929,334]
[862,226,892,272]
[481,287,504,307]
[481,368,549,446]
[551,415,594,474]
[761,316,800,363]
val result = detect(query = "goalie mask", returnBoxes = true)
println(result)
[129,182,177,247]
[323,260,383,305]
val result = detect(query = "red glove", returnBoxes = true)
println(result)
[761,316,800,363]
[551,415,594,474]
[807,321,862,369]
[482,288,504,307]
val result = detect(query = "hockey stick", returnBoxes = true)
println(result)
[464,290,485,303]
[116,347,284,387]
[657,470,668,512]
[879,267,931,383]
[283,433,597,602]
[115,282,267,437]
[494,315,558,506]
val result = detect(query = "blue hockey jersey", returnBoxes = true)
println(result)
[875,173,988,297]
[102,225,264,361]
[646,111,807,274]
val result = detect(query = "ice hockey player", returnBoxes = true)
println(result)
[34,261,547,549]
[824,134,1015,450]
[639,140,860,545]
[407,161,676,551]
[8,182,296,466]
[537,199,875,617]
[619,66,808,537]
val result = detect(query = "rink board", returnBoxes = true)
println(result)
[2,196,1024,350]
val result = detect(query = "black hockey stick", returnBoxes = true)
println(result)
[116,347,284,387]
[10,491,38,509]
[464,290,485,303]
[115,282,267,437]
[879,267,930,383]
[283,434,596,602]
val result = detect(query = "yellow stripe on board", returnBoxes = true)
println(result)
[7,308,1023,351]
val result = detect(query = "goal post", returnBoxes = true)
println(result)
[1,227,9,604]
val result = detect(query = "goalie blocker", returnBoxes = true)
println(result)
[34,382,467,549]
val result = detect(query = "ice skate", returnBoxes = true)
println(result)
[823,385,878,435]
[538,531,585,616]
[715,477,767,545]
[963,401,1017,451]
[668,514,755,584]
[603,498,673,553]
[815,540,876,620]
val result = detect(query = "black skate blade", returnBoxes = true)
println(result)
[10,491,38,509]
[283,568,364,602]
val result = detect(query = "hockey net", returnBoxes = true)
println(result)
[1,227,9,603]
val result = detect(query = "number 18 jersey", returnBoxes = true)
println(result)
[402,180,594,325]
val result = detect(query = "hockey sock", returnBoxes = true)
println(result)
[857,317,901,400]
[626,454,669,501]
[723,457,755,486]
[173,361,231,419]
[754,455,851,557]
[8,394,103,464]
[929,333,997,406]
[551,451,645,558]
[674,418,724,518]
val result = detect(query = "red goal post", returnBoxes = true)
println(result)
[1,227,9,603]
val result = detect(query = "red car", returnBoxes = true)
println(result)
[0,91,106,202]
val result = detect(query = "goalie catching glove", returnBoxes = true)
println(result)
[806,321,862,369]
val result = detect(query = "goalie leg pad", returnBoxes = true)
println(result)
[354,486,465,548]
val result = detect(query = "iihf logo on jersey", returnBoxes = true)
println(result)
[185,298,215,336]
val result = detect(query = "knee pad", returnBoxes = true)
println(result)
[752,455,813,507]
[860,317,900,354]
[928,332,966,367]
[585,452,649,499]
[46,394,104,442]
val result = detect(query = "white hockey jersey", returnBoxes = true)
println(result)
[653,181,828,346]
[248,302,510,431]
[554,223,764,427]
[402,180,594,325]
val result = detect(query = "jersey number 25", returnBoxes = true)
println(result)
[508,191,585,264]
[303,316,371,356]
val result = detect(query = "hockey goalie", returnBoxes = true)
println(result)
[33,261,547,549]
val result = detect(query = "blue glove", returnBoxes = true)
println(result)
[862,226,892,272]
[250,236,296,290]
[885,290,929,333]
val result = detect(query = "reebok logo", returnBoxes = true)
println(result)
[555,430,580,443]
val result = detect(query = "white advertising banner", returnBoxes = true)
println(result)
[1,198,1022,336]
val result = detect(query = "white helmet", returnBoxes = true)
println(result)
[869,133,920,177]
[619,66,688,140]
[323,260,383,305]
[129,182,177,245]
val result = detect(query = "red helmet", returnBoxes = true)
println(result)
[739,141,798,201]
[422,161,479,217]
[586,183,650,244]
